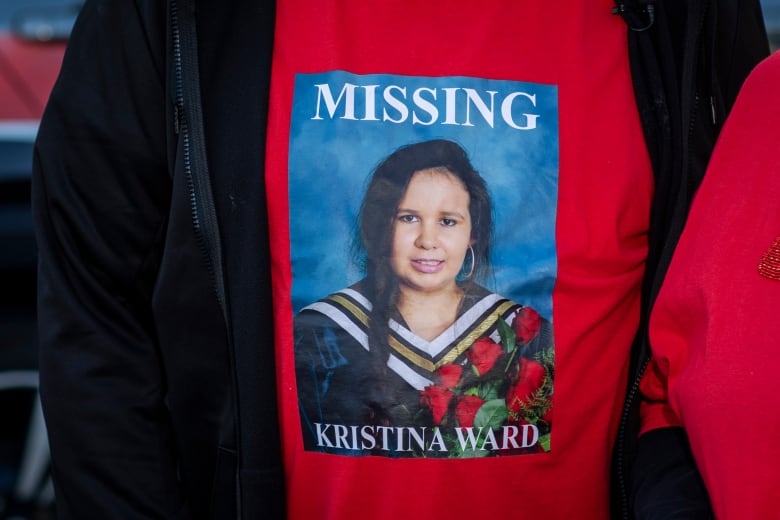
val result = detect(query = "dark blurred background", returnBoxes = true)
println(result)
[0,1,83,517]
[766,0,780,51]
[0,1,778,519]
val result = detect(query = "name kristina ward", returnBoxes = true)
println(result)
[314,422,541,453]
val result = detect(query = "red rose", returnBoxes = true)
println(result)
[420,385,455,425]
[514,306,541,344]
[455,395,485,428]
[465,338,503,375]
[506,357,546,417]
[437,363,463,389]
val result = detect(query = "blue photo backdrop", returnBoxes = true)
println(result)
[288,71,559,321]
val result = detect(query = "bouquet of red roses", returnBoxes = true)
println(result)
[418,306,554,458]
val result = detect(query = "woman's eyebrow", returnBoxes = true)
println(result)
[440,210,467,219]
[396,208,468,219]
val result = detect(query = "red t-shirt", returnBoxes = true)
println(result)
[265,1,652,518]
[640,52,780,518]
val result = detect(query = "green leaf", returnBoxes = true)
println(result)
[538,433,551,452]
[474,399,509,429]
[497,318,517,354]
[478,380,501,401]
[463,387,480,397]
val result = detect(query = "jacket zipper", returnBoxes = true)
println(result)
[616,1,711,518]
[170,0,229,321]
[170,1,242,517]
[617,356,650,519]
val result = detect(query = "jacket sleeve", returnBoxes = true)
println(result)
[631,360,712,519]
[628,1,769,518]
[31,0,187,517]
[636,353,682,434]
[631,428,712,520]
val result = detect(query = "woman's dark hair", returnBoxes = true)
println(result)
[353,139,494,424]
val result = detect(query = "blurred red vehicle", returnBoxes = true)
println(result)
[0,0,82,271]
[0,4,74,119]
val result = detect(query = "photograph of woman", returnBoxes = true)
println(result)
[293,139,554,458]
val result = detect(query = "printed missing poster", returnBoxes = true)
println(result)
[289,71,558,458]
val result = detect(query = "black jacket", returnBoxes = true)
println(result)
[31,0,768,519]
[34,1,279,518]
[612,0,768,518]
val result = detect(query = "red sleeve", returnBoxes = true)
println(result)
[638,354,683,434]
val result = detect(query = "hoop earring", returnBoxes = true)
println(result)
[461,245,475,279]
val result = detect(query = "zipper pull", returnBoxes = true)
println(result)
[710,95,717,125]
[174,103,181,134]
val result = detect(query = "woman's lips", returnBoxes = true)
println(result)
[411,258,444,273]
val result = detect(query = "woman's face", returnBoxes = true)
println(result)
[390,168,473,296]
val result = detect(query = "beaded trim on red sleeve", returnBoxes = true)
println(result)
[758,236,780,281]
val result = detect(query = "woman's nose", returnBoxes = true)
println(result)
[414,223,438,249]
